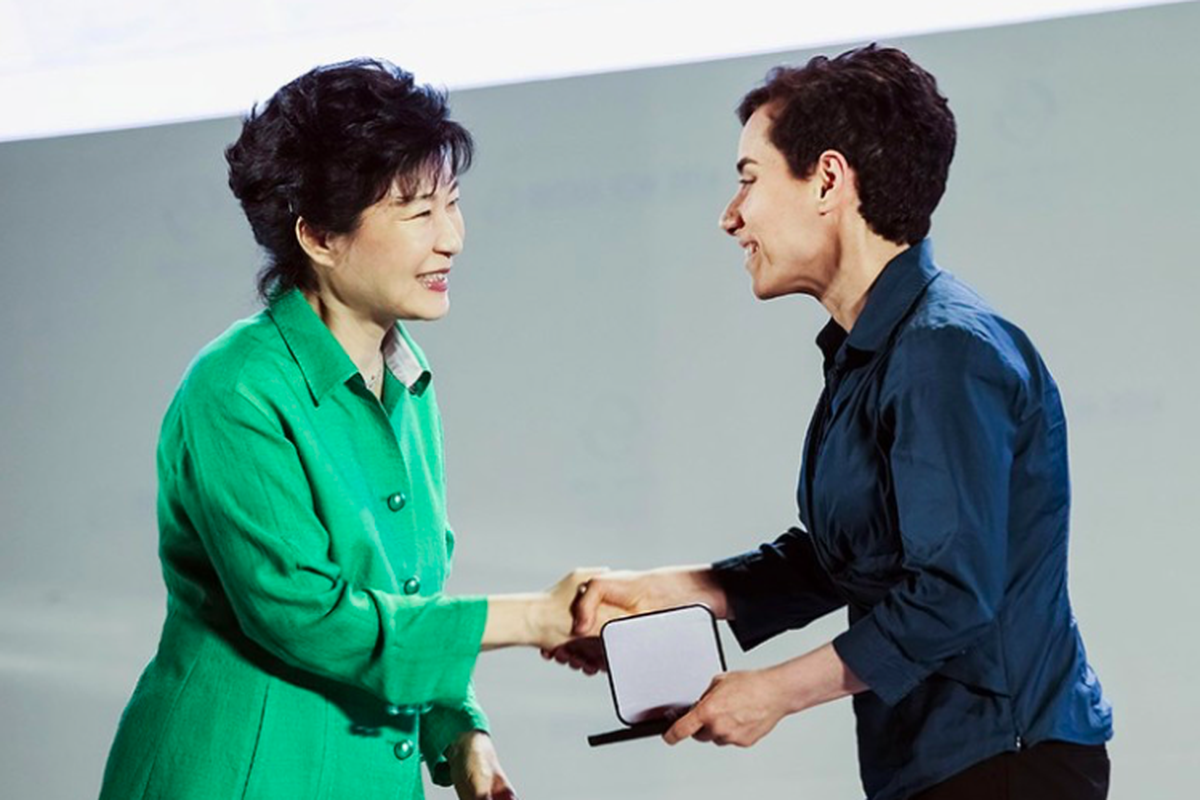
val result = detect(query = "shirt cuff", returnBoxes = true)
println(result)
[711,552,789,651]
[420,702,491,786]
[833,613,929,707]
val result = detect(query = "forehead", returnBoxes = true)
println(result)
[390,159,457,200]
[737,106,784,167]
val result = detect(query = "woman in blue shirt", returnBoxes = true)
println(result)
[568,45,1112,800]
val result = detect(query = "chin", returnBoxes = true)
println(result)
[393,301,449,323]
[751,280,784,301]
[419,299,451,321]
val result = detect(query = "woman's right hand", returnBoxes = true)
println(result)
[537,565,729,674]
[535,568,614,650]
[570,565,730,637]
[481,568,619,651]
[482,567,713,652]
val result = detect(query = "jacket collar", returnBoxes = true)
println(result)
[268,289,431,405]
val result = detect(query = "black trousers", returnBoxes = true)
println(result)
[910,741,1110,800]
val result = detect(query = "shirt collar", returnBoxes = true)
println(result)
[815,317,849,372]
[845,238,940,354]
[384,323,432,395]
[268,288,432,405]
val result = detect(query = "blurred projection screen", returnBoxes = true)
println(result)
[0,0,1183,142]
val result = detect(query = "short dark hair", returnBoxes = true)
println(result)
[737,44,955,245]
[225,58,474,302]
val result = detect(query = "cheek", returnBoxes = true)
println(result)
[744,193,779,237]
[376,235,428,277]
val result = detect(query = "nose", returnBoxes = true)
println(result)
[435,208,464,256]
[719,193,742,236]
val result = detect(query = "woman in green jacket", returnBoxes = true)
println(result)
[99,59,600,800]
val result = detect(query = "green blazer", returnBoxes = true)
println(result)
[100,290,489,800]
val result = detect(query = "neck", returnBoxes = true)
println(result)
[303,290,388,375]
[818,227,909,332]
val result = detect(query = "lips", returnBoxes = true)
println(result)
[740,240,759,267]
[417,269,450,292]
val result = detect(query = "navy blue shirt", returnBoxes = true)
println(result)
[713,240,1112,800]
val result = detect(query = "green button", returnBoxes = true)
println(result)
[386,703,425,717]
[393,740,415,761]
[403,577,421,595]
[387,492,406,512]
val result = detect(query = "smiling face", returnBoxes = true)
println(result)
[318,167,464,324]
[719,106,838,300]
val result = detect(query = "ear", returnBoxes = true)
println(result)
[295,217,339,270]
[814,150,853,210]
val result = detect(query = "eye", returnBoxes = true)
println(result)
[406,209,433,220]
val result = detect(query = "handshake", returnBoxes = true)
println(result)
[507,565,732,674]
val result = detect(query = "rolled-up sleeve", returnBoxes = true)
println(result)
[714,527,846,650]
[171,388,488,707]
[833,328,1021,706]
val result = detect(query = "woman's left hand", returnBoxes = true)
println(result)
[663,668,794,747]
[663,643,867,748]
[448,731,517,800]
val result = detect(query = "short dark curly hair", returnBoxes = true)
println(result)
[737,44,955,245]
[225,58,474,302]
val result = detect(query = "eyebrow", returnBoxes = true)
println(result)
[392,179,460,205]
[736,157,757,174]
